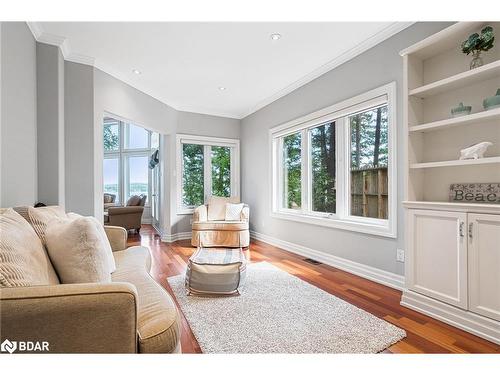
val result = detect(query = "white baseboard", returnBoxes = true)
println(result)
[250,230,405,291]
[161,231,192,243]
[401,289,500,344]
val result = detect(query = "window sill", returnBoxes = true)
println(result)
[270,210,396,238]
[177,207,195,215]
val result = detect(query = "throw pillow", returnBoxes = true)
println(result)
[67,213,116,273]
[0,208,60,287]
[127,195,141,206]
[225,203,244,221]
[26,205,67,245]
[207,196,240,221]
[45,217,113,283]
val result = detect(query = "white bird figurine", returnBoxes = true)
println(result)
[459,141,493,160]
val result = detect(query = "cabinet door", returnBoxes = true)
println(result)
[406,209,468,309]
[468,213,500,321]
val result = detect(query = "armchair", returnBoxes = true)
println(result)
[104,194,146,232]
[191,196,250,248]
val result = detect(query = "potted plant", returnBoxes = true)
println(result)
[461,26,495,69]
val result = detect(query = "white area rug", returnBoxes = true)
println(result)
[168,261,406,353]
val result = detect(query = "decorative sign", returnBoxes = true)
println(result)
[449,183,500,204]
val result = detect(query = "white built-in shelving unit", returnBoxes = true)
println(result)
[400,22,500,345]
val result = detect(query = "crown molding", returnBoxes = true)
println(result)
[26,21,414,120]
[240,22,415,119]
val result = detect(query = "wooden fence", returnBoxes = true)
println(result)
[351,166,388,219]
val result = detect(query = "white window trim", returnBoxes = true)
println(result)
[270,82,397,238]
[176,134,240,215]
[103,116,153,207]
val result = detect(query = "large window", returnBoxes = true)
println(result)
[177,134,240,213]
[271,83,396,237]
[103,116,157,206]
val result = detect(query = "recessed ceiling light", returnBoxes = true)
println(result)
[132,69,141,75]
[270,33,282,41]
[218,86,227,91]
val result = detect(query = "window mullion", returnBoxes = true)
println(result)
[336,118,347,219]
[204,145,212,202]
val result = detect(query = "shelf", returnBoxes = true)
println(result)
[409,60,500,98]
[400,22,485,59]
[403,200,500,214]
[410,157,500,169]
[409,108,500,133]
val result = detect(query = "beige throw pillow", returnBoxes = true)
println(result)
[0,208,60,287]
[26,206,67,245]
[45,217,113,283]
[67,213,116,273]
[225,203,244,221]
[207,196,240,221]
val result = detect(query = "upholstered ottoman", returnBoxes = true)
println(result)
[185,247,247,296]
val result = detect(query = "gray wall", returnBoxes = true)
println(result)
[37,43,65,206]
[240,22,452,276]
[171,111,240,234]
[0,22,37,207]
[64,61,94,215]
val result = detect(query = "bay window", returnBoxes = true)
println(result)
[177,134,240,213]
[271,83,396,237]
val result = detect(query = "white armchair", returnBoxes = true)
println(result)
[191,196,250,248]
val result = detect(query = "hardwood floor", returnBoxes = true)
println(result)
[128,225,500,354]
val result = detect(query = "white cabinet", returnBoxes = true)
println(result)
[468,214,500,321]
[406,209,468,309]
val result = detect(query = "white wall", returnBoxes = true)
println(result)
[0,22,38,207]
[240,22,453,276]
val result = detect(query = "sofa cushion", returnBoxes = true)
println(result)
[207,196,240,221]
[0,208,60,287]
[25,206,67,245]
[112,246,180,353]
[192,220,249,231]
[45,217,113,284]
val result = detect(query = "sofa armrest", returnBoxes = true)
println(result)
[0,282,138,353]
[241,205,250,222]
[108,206,144,216]
[193,205,207,222]
[104,225,128,252]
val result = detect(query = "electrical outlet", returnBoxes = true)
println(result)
[396,249,405,263]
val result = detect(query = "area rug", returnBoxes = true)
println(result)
[167,261,406,353]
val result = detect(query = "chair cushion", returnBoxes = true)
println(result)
[225,203,244,221]
[0,208,60,287]
[112,246,180,353]
[192,220,249,231]
[126,195,141,206]
[207,196,240,221]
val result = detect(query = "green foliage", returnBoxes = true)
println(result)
[104,124,119,151]
[182,144,204,207]
[311,122,336,213]
[211,146,231,197]
[461,26,495,55]
[350,106,388,169]
[283,133,302,209]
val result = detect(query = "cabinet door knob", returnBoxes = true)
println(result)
[459,222,465,237]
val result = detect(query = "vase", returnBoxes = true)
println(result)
[470,51,484,70]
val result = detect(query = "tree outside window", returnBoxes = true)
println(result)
[283,133,302,209]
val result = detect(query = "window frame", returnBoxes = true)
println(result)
[270,82,397,238]
[176,134,240,214]
[103,117,153,207]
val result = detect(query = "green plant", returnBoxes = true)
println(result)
[461,26,495,55]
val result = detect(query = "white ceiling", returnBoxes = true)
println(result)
[31,22,411,119]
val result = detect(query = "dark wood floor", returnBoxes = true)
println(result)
[128,225,500,354]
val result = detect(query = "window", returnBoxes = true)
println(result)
[177,134,240,213]
[103,116,158,206]
[271,83,396,237]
